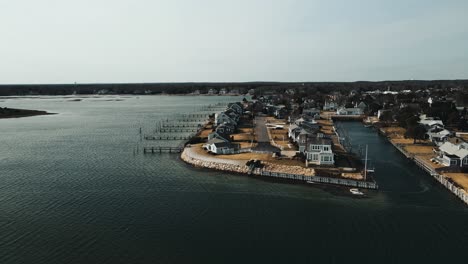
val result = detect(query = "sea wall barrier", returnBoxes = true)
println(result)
[413,156,468,205]
[379,128,468,205]
[181,147,378,189]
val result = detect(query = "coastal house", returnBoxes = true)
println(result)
[215,112,237,126]
[229,89,240,95]
[304,137,334,166]
[302,108,320,119]
[219,88,228,95]
[436,141,468,168]
[215,123,236,135]
[288,124,300,139]
[207,88,218,95]
[228,103,243,115]
[419,119,444,130]
[208,131,230,142]
[205,141,240,155]
[323,101,337,111]
[427,127,451,145]
[225,109,240,122]
[336,107,363,116]
[357,102,367,112]
[273,105,288,119]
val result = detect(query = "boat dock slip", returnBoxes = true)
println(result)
[157,128,200,133]
[143,146,184,154]
[145,135,193,140]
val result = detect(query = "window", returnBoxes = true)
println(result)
[311,145,320,151]
[312,154,318,161]
[323,146,329,152]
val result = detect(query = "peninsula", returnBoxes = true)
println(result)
[0,107,54,119]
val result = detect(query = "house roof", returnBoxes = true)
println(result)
[207,138,228,144]
[289,124,299,131]
[420,119,444,127]
[208,131,230,142]
[440,142,468,159]
[213,142,240,149]
[308,137,332,146]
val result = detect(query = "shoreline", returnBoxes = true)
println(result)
[180,146,378,190]
[0,107,56,119]
[376,126,468,205]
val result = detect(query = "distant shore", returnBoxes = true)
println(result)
[0,107,55,119]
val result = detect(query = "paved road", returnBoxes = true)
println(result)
[254,116,270,143]
[253,116,280,153]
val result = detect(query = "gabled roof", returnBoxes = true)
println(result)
[207,138,228,144]
[439,142,468,159]
[308,137,332,146]
[289,124,299,131]
[213,142,240,149]
[208,131,230,142]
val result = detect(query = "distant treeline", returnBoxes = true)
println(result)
[0,80,467,96]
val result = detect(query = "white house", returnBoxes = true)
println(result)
[437,141,468,168]
[336,107,363,116]
[427,128,451,145]
[304,138,334,166]
[323,101,337,111]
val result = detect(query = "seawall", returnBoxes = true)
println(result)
[181,146,378,189]
[379,128,468,205]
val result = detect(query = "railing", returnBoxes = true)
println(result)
[251,168,378,189]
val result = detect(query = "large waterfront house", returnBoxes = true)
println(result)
[436,141,468,168]
[427,127,451,145]
[204,140,240,155]
[215,112,237,126]
[215,123,236,135]
[419,115,444,129]
[336,107,363,116]
[304,137,334,166]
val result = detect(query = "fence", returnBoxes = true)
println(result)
[414,156,468,205]
[250,168,378,189]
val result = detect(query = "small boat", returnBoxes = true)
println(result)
[306,180,315,184]
[364,124,373,128]
[350,188,364,195]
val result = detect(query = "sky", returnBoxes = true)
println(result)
[0,0,467,83]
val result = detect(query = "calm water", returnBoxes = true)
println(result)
[0,96,467,264]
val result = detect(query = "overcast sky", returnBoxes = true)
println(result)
[0,0,467,83]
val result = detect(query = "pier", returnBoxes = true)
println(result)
[145,135,193,140]
[143,146,184,154]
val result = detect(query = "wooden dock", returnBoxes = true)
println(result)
[143,146,184,154]
[145,135,193,140]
